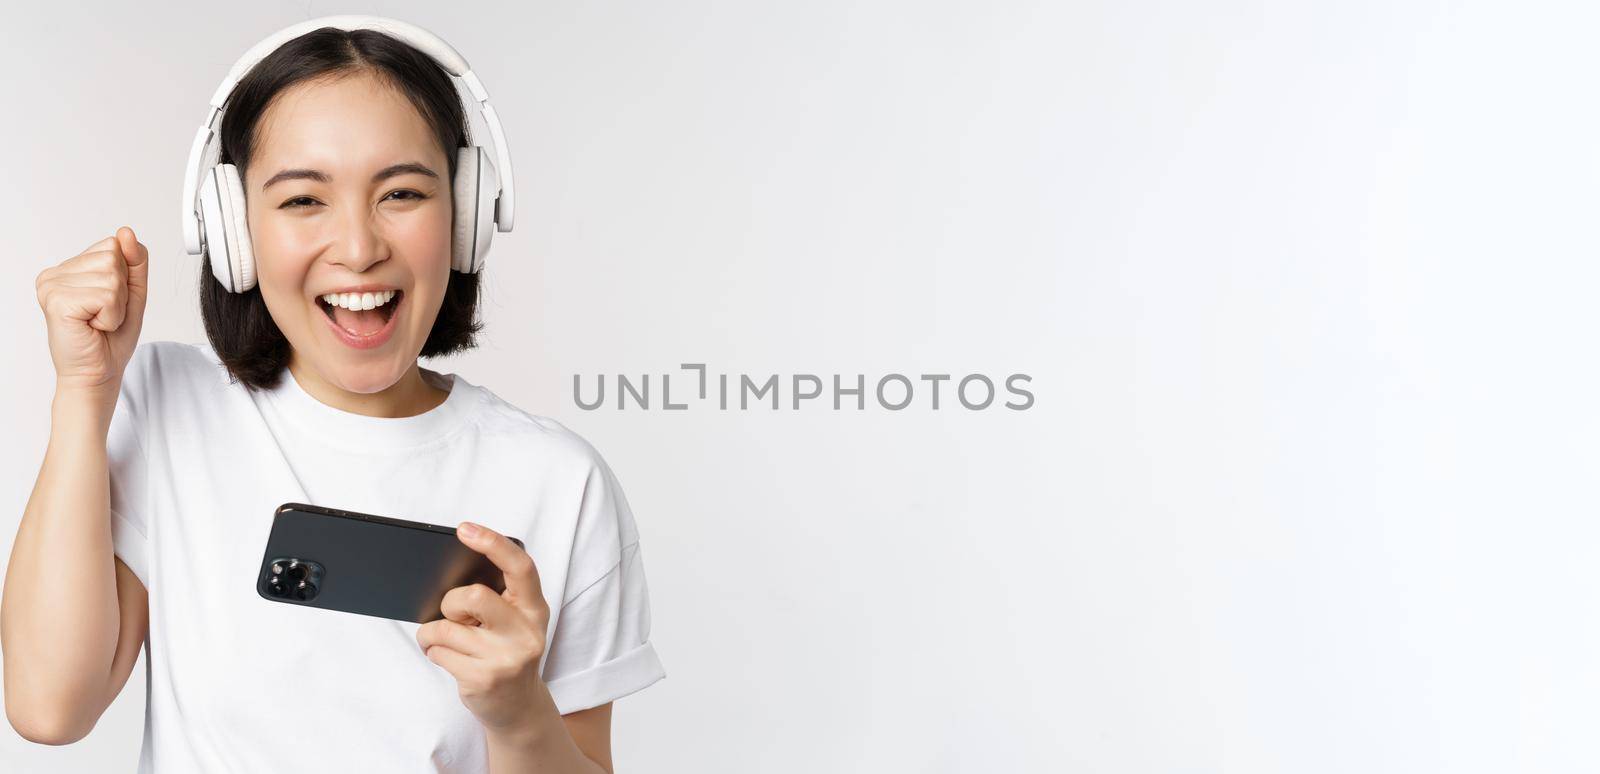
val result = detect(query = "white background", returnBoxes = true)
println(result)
[2,1,1594,772]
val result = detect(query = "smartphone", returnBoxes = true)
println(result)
[256,502,524,624]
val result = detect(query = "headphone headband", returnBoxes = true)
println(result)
[181,15,516,256]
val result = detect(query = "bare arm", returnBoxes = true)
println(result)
[2,386,149,745]
[2,227,151,745]
[485,695,614,774]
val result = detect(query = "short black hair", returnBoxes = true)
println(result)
[200,27,484,392]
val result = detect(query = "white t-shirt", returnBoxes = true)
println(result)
[105,340,665,773]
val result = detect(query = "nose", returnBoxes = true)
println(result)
[326,202,391,273]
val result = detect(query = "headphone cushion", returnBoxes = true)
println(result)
[219,165,256,292]
[451,146,497,274]
[199,163,256,293]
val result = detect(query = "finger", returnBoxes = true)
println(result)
[416,616,489,658]
[81,235,117,254]
[56,249,128,280]
[51,271,126,331]
[440,582,518,631]
[49,285,121,331]
[48,269,123,294]
[91,285,125,332]
[421,642,477,681]
[60,244,130,331]
[457,522,543,611]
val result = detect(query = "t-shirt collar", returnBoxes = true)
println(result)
[263,363,474,451]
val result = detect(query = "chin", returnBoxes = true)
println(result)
[315,354,407,394]
[345,368,408,395]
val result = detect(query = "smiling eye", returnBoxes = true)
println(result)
[278,191,426,210]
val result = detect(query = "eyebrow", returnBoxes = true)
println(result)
[261,162,439,190]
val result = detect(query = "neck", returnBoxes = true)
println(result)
[285,355,450,418]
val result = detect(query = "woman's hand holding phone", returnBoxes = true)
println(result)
[35,226,149,401]
[416,521,554,735]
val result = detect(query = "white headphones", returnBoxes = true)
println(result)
[180,15,516,293]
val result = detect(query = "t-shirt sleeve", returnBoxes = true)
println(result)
[539,450,666,715]
[107,344,155,589]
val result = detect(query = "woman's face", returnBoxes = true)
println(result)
[244,70,453,395]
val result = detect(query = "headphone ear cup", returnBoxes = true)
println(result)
[451,146,498,274]
[198,164,236,292]
[219,165,256,292]
[198,163,256,293]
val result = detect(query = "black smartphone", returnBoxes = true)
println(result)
[256,502,524,624]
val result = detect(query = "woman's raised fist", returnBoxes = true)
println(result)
[35,226,149,394]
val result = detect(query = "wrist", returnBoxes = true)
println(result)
[51,381,120,431]
[484,716,545,748]
[482,682,562,747]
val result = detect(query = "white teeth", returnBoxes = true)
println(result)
[320,289,397,311]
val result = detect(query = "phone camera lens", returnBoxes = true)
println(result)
[265,558,319,601]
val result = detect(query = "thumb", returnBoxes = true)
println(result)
[115,225,149,293]
[113,226,149,336]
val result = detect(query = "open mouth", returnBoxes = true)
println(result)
[317,289,403,338]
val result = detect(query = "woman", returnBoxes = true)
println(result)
[1,23,665,773]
